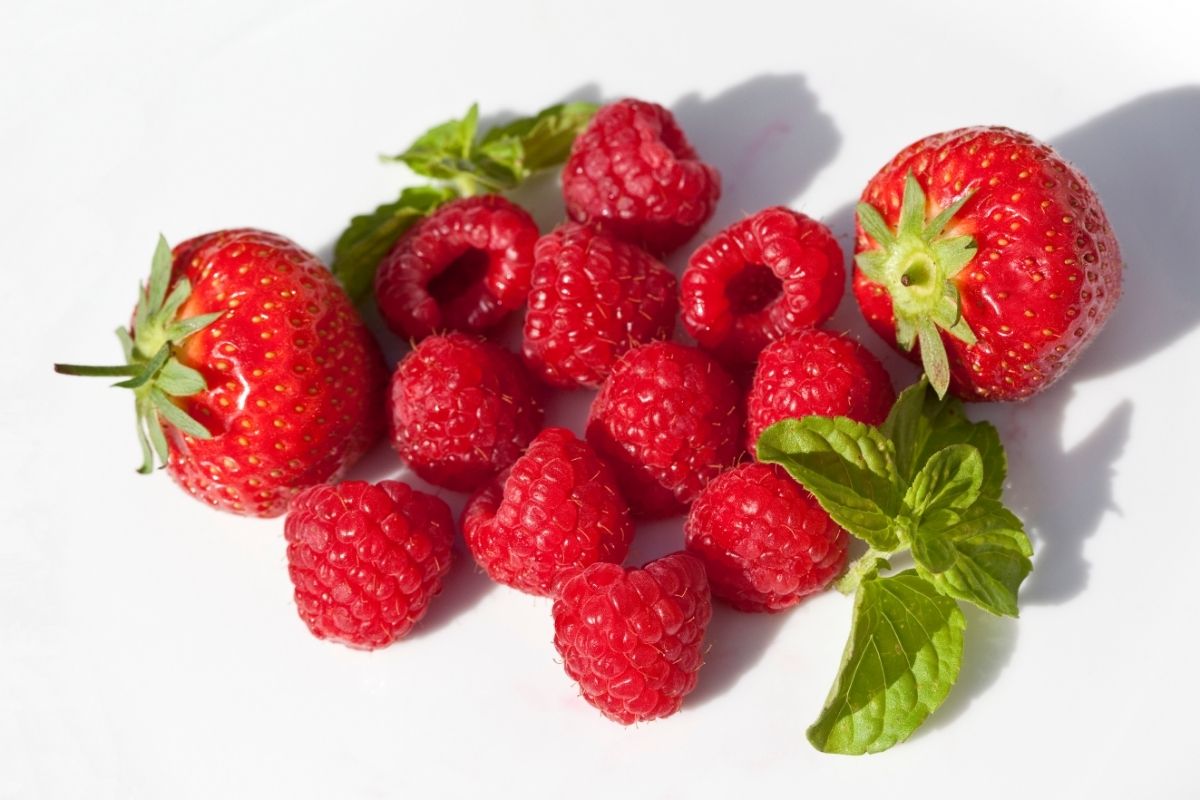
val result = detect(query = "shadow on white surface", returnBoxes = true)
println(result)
[409,552,496,639]
[674,74,840,230]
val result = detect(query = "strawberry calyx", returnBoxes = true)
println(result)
[855,172,979,397]
[54,235,223,474]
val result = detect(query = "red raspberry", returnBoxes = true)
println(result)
[685,463,847,612]
[389,333,544,492]
[523,223,678,389]
[284,480,455,649]
[374,195,539,340]
[563,99,721,256]
[552,552,712,724]
[586,341,743,519]
[746,329,896,453]
[462,427,633,596]
[681,207,845,365]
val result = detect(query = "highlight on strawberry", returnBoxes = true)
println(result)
[55,230,387,517]
[853,127,1122,400]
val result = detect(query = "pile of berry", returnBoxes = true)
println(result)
[57,97,1121,747]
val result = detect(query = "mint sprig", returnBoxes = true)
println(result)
[757,378,1032,754]
[332,101,598,302]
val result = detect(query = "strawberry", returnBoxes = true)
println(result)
[853,127,1121,400]
[55,230,388,517]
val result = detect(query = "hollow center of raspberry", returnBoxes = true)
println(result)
[726,264,782,315]
[428,249,490,307]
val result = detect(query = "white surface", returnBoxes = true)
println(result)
[3,1,1200,797]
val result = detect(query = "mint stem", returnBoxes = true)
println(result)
[835,547,890,595]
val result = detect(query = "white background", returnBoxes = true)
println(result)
[3,1,1199,797]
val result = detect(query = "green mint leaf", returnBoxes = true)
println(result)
[904,443,983,517]
[913,499,1032,616]
[757,417,904,551]
[807,571,965,754]
[477,101,598,183]
[332,185,456,302]
[390,104,481,181]
[881,379,1006,499]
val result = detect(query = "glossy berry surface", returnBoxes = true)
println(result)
[552,552,712,724]
[374,195,539,340]
[523,223,678,389]
[167,229,386,517]
[562,99,720,256]
[681,207,844,365]
[685,462,847,612]
[462,428,633,596]
[746,329,895,453]
[854,126,1122,400]
[586,341,743,518]
[285,480,455,649]
[388,333,543,492]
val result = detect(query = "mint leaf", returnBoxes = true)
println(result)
[904,443,983,516]
[807,572,965,755]
[332,185,456,302]
[387,101,596,195]
[390,104,481,183]
[913,499,1032,616]
[757,417,904,551]
[477,102,598,183]
[882,378,1006,499]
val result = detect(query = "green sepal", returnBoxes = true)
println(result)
[331,185,457,302]
[807,572,965,755]
[55,234,220,473]
[855,172,982,395]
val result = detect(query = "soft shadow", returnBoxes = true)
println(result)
[913,605,1018,737]
[1052,87,1200,381]
[409,552,496,638]
[984,396,1132,606]
[689,604,790,707]
[673,74,840,232]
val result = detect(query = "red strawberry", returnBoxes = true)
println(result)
[523,223,678,389]
[685,462,847,612]
[746,329,895,454]
[586,341,743,519]
[462,427,633,596]
[374,195,539,340]
[853,126,1122,400]
[681,207,845,365]
[285,479,455,649]
[562,99,721,256]
[552,552,712,724]
[55,230,387,517]
[388,333,544,492]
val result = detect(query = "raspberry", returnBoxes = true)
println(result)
[586,341,743,518]
[562,99,721,256]
[389,333,544,491]
[552,552,712,724]
[746,329,896,453]
[681,207,845,365]
[523,223,678,388]
[374,195,539,340]
[462,428,634,596]
[685,463,847,612]
[284,480,455,649]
